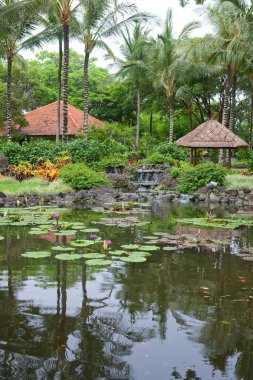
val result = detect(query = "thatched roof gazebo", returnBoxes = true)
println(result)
[175,115,249,168]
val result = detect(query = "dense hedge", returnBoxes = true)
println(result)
[156,142,188,161]
[60,163,111,190]
[177,162,226,193]
[0,139,127,165]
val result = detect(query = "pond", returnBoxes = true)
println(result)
[0,202,253,380]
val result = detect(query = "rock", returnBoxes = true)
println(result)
[97,192,116,206]
[221,197,230,203]
[119,193,138,201]
[158,175,177,190]
[225,189,238,196]
[0,192,6,198]
[198,194,206,202]
[209,192,220,203]
[235,199,243,207]
[76,191,88,199]
[107,173,128,188]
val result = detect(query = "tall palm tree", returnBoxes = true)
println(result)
[150,9,199,142]
[108,24,151,146]
[0,0,44,141]
[77,0,154,140]
[56,0,80,143]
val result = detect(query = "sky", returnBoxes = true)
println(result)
[25,0,212,65]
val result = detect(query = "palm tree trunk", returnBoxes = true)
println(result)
[149,112,153,135]
[228,73,236,131]
[136,79,140,146]
[62,23,69,143]
[250,88,253,150]
[6,57,13,142]
[188,101,193,131]
[219,64,231,164]
[83,51,90,141]
[57,36,63,142]
[222,64,231,126]
[168,95,174,143]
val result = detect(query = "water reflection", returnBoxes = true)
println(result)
[0,205,253,379]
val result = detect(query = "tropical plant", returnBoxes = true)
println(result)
[109,23,151,146]
[60,163,111,190]
[0,0,44,141]
[77,0,153,140]
[177,162,226,193]
[148,8,199,142]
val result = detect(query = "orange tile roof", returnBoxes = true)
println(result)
[23,101,105,136]
[1,101,105,136]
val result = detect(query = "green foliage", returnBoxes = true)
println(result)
[98,155,128,169]
[0,139,127,165]
[225,174,253,190]
[141,152,173,165]
[177,163,226,193]
[0,178,72,196]
[60,164,111,190]
[171,162,192,178]
[156,143,188,161]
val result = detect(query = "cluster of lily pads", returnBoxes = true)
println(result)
[92,216,150,228]
[21,240,161,265]
[0,207,68,227]
[176,216,253,230]
[141,232,231,251]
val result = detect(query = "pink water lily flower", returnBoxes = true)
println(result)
[90,234,97,239]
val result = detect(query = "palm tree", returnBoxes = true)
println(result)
[150,9,199,142]
[56,0,80,143]
[77,0,154,141]
[108,24,151,146]
[0,0,44,141]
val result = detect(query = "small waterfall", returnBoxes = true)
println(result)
[132,165,165,194]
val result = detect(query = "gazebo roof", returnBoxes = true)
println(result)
[175,118,249,148]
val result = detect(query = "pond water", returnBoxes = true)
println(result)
[1,203,253,380]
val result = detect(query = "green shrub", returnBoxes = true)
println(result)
[177,162,226,193]
[0,138,128,165]
[60,163,111,190]
[156,143,188,161]
[140,153,173,165]
[97,155,128,169]
[171,162,192,178]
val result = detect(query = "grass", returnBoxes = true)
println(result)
[0,177,73,196]
[224,174,253,190]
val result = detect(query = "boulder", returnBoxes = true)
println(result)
[225,189,238,196]
[107,173,128,188]
[0,192,6,198]
[209,192,221,203]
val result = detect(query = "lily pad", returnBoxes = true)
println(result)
[121,244,140,250]
[81,228,100,233]
[83,253,106,259]
[163,246,178,251]
[120,256,147,263]
[108,250,127,256]
[0,236,4,240]
[29,230,49,235]
[130,251,151,257]
[55,254,83,260]
[54,230,77,236]
[138,245,159,251]
[51,246,75,251]
[86,259,112,266]
[22,251,51,258]
[70,240,95,247]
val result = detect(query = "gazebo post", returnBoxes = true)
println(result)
[226,148,232,169]
[194,148,197,166]
[190,148,194,165]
